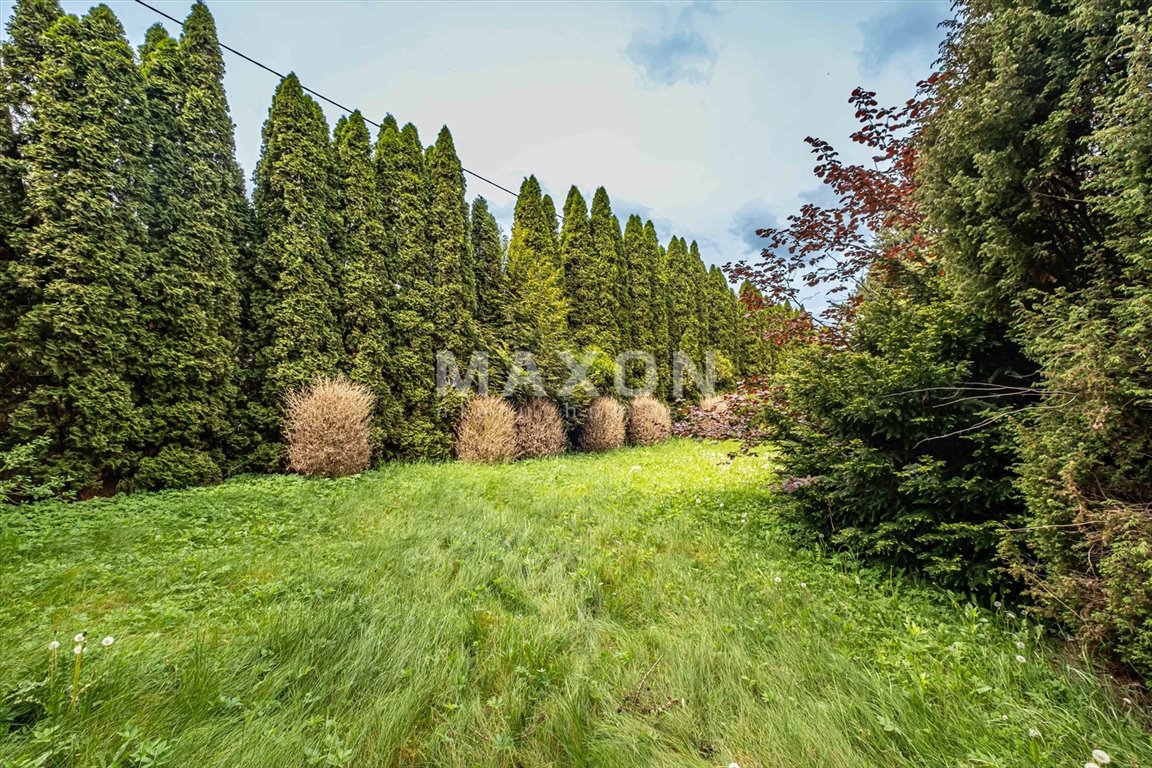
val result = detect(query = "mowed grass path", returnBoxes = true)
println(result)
[1,440,1149,767]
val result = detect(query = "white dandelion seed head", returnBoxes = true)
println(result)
[101,636,114,647]
[1123,697,1133,706]
[1002,714,1009,721]
[719,502,724,508]
[630,465,640,472]
[73,645,84,655]
[774,576,782,584]
[1006,611,1017,619]
[73,632,85,643]
[729,763,741,768]
[1085,763,1100,768]
[1028,728,1041,738]
[48,640,60,651]
[801,582,808,588]
[1016,641,1025,650]
[1015,655,1027,664]
[1092,750,1111,765]
[994,601,1002,609]
[695,498,701,504]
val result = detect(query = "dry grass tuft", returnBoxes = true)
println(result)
[455,396,518,463]
[580,396,627,452]
[284,376,374,477]
[515,397,567,459]
[628,394,672,446]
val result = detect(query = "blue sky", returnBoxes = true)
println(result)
[2,0,949,278]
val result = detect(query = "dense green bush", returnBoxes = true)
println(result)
[134,446,222,491]
[768,279,1026,592]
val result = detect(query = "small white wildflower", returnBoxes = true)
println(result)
[48,640,60,651]
[73,632,85,643]
[1001,714,1008,721]
[1028,728,1041,739]
[800,582,808,588]
[1015,655,1027,664]
[719,502,724,508]
[729,763,741,768]
[1006,611,1017,619]
[1085,763,1100,768]
[1092,750,1111,765]
[774,576,782,584]
[1123,697,1133,706]
[994,600,1002,609]
[1016,641,1025,650]
[695,497,701,504]
[73,645,83,655]
[101,636,114,647]
[630,465,640,472]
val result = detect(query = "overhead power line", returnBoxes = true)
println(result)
[131,0,524,201]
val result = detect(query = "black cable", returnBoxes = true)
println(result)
[131,0,525,202]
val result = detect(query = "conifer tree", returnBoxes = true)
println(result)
[246,74,343,467]
[561,185,620,351]
[1,0,62,125]
[541,193,560,265]
[644,221,672,394]
[375,117,446,459]
[506,175,569,391]
[588,187,629,352]
[706,265,741,373]
[334,111,401,456]
[133,3,246,487]
[623,215,660,390]
[426,125,479,358]
[7,6,152,492]
[471,195,506,338]
[667,236,707,377]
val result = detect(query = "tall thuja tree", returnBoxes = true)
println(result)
[588,187,629,351]
[334,111,401,456]
[246,74,343,469]
[133,6,246,489]
[541,193,560,269]
[426,126,479,358]
[666,237,706,374]
[645,221,672,395]
[623,215,662,391]
[707,265,741,373]
[7,5,152,494]
[506,175,568,392]
[0,0,62,461]
[561,185,620,352]
[375,118,445,459]
[471,195,507,339]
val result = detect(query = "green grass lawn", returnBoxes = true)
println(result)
[1,440,1148,767]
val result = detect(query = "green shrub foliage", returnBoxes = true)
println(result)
[770,278,1025,592]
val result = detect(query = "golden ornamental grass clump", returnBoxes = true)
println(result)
[580,396,627,452]
[515,397,567,459]
[455,396,517,463]
[283,376,374,477]
[628,394,671,446]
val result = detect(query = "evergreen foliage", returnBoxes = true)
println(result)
[561,185,620,352]
[136,2,245,487]
[334,110,401,457]
[426,125,479,358]
[506,176,568,390]
[374,117,446,459]
[470,196,507,343]
[588,187,629,352]
[4,5,152,494]
[245,74,343,468]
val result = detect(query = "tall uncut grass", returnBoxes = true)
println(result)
[1,441,1148,767]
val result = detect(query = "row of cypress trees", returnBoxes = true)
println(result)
[0,0,744,499]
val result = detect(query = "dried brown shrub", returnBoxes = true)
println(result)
[284,376,374,477]
[579,396,627,452]
[515,397,567,459]
[628,394,672,446]
[455,396,517,463]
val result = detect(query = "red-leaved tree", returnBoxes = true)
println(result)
[726,75,942,341]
